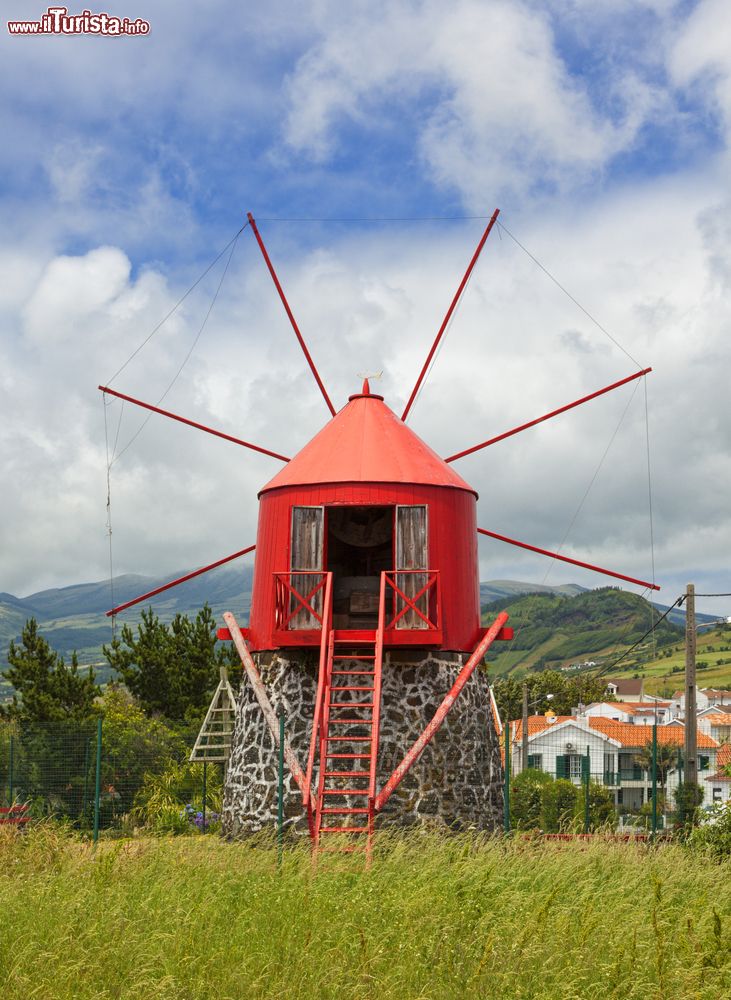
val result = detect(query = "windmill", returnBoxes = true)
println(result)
[99,209,658,855]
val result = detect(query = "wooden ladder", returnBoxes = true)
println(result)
[313,585,385,858]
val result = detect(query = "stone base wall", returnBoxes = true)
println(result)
[222,650,504,838]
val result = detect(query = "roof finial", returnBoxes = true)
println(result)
[357,370,382,396]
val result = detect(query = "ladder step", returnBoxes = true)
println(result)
[322,789,370,796]
[331,670,376,676]
[326,736,371,742]
[319,826,369,834]
[321,807,370,814]
[326,752,372,759]
[334,655,376,660]
[328,719,374,725]
[324,771,370,778]
[330,686,375,692]
[329,702,374,709]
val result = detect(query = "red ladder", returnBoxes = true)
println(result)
[313,582,385,857]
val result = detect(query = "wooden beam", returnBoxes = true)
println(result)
[445,367,652,462]
[99,385,290,462]
[374,611,510,812]
[224,611,309,798]
[477,527,660,591]
[247,213,336,417]
[107,545,256,617]
[401,209,500,421]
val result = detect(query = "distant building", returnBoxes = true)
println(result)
[583,700,672,725]
[509,713,719,810]
[606,678,644,702]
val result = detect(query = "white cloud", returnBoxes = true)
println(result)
[282,0,664,204]
[668,0,731,136]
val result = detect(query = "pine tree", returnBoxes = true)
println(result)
[1,618,97,724]
[103,604,239,721]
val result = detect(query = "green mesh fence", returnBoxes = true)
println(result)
[0,720,218,835]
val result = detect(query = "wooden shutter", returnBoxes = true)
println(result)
[395,505,428,629]
[555,755,568,779]
[289,506,324,629]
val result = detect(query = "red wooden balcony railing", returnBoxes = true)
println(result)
[383,570,441,632]
[274,571,329,631]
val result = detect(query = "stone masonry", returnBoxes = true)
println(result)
[222,650,504,837]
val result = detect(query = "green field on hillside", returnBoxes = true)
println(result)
[1,828,729,999]
[481,587,681,678]
[610,625,731,696]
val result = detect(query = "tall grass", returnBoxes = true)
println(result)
[1,826,730,999]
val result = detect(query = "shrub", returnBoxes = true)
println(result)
[509,769,552,830]
[132,758,222,834]
[688,801,731,859]
[541,778,578,832]
[574,782,615,831]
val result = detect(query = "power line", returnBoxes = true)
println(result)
[597,597,685,675]
[104,222,247,387]
[111,229,241,466]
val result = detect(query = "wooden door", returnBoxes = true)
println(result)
[290,506,324,628]
[395,505,428,629]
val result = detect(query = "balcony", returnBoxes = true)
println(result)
[272,569,443,647]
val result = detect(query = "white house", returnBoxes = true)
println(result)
[605,678,644,702]
[698,713,731,744]
[583,701,672,725]
[511,714,720,810]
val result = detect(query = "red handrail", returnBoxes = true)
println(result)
[303,572,333,824]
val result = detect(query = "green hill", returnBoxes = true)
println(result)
[481,586,682,677]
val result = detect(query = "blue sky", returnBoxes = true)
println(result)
[1,0,730,618]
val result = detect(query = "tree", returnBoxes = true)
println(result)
[634,740,678,808]
[492,670,610,723]
[103,605,240,722]
[1,618,96,724]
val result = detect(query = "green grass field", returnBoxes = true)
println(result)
[1,827,730,999]
[611,626,731,696]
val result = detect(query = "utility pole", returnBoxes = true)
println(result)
[684,583,697,789]
[522,683,529,772]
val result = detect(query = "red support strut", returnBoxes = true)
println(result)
[401,208,500,421]
[445,367,652,462]
[375,611,510,812]
[99,386,290,463]
[247,213,336,418]
[106,544,256,617]
[477,527,659,591]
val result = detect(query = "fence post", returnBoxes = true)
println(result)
[503,724,511,834]
[277,704,285,867]
[93,717,102,847]
[584,745,590,833]
[7,735,14,804]
[202,762,207,832]
[651,723,658,839]
[82,737,90,821]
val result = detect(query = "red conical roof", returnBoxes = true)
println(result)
[260,381,477,497]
